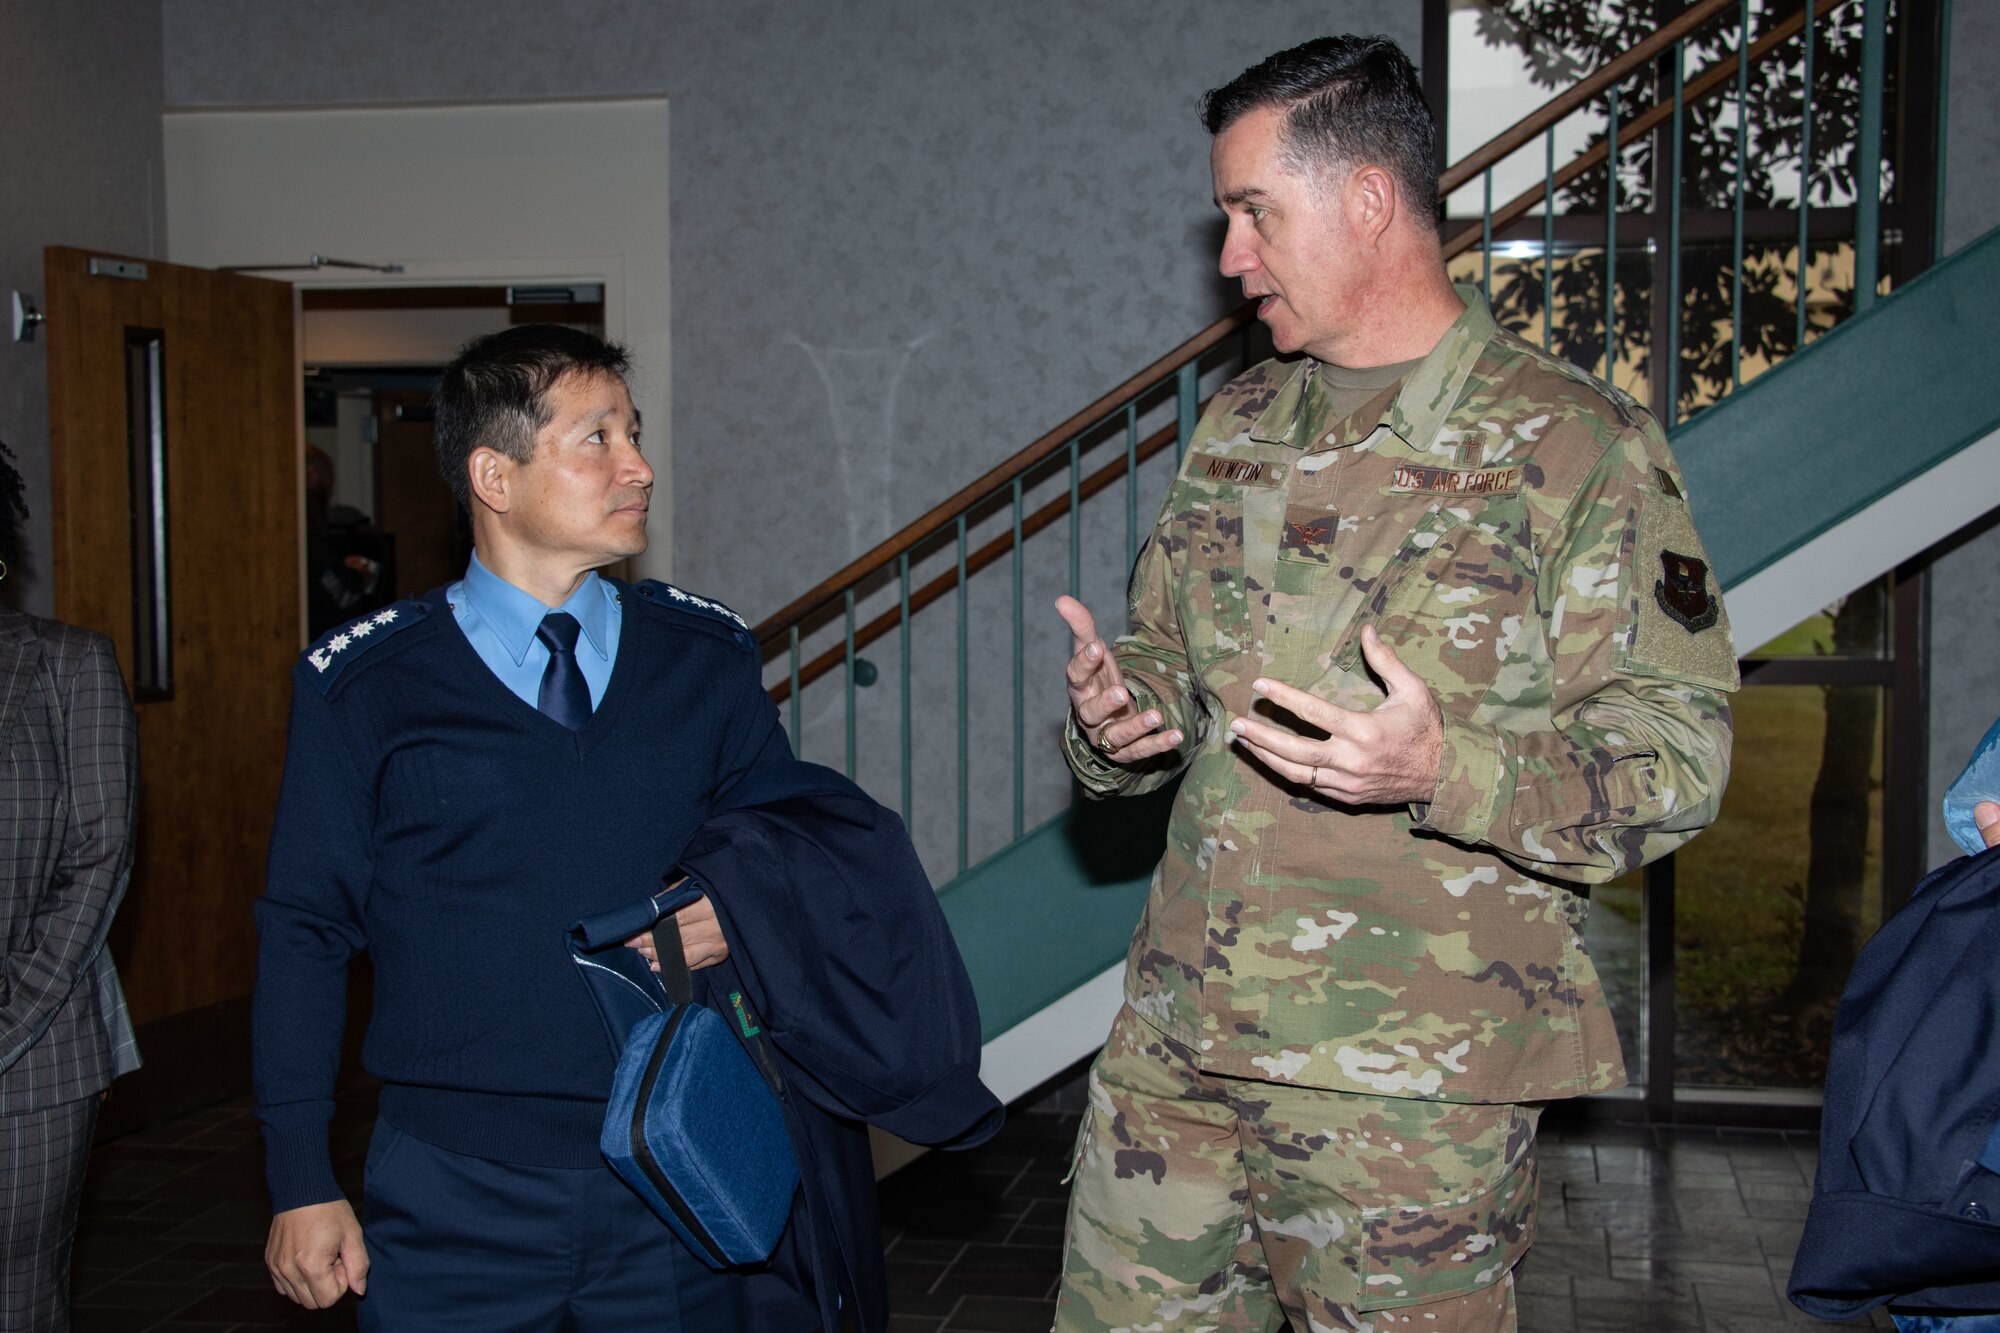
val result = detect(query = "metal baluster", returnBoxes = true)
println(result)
[899,552,911,828]
[956,513,969,875]
[844,587,856,780]
[1124,402,1139,564]
[1855,0,1888,314]
[1668,39,1687,423]
[1544,128,1556,352]
[1936,0,1954,265]
[1731,0,1749,390]
[1482,167,1494,298]
[1011,476,1024,842]
[788,624,801,760]
[1068,437,1081,599]
[1176,361,1199,466]
[1606,83,1620,383]
[1797,0,1816,351]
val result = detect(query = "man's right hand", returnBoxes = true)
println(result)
[1057,596,1181,763]
[267,1200,368,1309]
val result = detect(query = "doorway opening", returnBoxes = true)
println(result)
[299,283,607,635]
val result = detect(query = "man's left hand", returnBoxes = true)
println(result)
[624,882,729,971]
[1227,624,1444,806]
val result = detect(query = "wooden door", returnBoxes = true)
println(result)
[44,247,298,1027]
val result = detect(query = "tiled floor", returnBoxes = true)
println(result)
[68,1072,1892,1332]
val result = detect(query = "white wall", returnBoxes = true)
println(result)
[162,98,674,578]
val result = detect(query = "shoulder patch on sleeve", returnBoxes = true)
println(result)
[630,580,755,649]
[302,601,429,691]
[1615,490,1740,691]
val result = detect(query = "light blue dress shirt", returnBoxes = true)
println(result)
[447,552,622,712]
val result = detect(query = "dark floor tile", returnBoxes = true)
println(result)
[887,1315,947,1333]
[1004,1222,1065,1250]
[73,1279,208,1313]
[163,1288,306,1325]
[1516,1287,1580,1333]
[941,1294,1060,1332]
[71,1307,182,1333]
[1593,1145,1672,1184]
[1607,1229,1765,1265]
[937,1243,1062,1299]
[886,1259,949,1298]
[887,1239,967,1265]
[1610,1255,1772,1288]
[1566,1194,1679,1232]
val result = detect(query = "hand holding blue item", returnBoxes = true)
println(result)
[1945,717,2000,856]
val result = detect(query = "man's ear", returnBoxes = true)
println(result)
[1350,164,1398,245]
[467,446,515,516]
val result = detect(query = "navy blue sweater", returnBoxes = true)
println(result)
[253,579,789,1212]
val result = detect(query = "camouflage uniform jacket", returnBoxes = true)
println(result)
[1063,290,1737,1103]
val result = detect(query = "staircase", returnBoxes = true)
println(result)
[753,0,1996,1106]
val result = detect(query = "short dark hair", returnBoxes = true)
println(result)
[433,324,632,509]
[0,438,27,564]
[1201,35,1440,224]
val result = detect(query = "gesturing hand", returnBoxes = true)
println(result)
[1227,624,1444,806]
[1057,596,1181,764]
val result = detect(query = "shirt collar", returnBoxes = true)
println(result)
[461,551,616,666]
[1248,284,1499,450]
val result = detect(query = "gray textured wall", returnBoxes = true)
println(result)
[160,0,1417,879]
[0,0,166,616]
[1927,0,2000,868]
[159,0,1415,618]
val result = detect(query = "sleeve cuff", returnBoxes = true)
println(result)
[1059,680,1167,795]
[1061,714,1127,794]
[261,1118,345,1214]
[1412,715,1505,844]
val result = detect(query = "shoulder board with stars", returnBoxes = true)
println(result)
[629,580,754,647]
[301,601,429,692]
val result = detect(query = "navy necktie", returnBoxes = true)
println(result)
[536,612,592,730]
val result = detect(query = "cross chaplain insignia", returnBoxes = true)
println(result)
[1655,550,1718,632]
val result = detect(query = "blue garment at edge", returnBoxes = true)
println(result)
[1945,715,2000,857]
[448,551,619,710]
[1788,843,2000,1321]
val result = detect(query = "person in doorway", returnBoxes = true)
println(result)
[0,438,141,1332]
[304,444,391,640]
[254,326,790,1328]
[1053,36,1738,1333]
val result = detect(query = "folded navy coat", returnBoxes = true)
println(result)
[677,761,1004,1333]
[1790,844,2000,1320]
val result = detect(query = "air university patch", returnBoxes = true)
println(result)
[1618,488,1739,691]
[1655,550,1717,631]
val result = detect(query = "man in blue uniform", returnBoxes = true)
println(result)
[254,326,784,1328]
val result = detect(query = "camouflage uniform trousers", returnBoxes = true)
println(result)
[1054,1005,1539,1333]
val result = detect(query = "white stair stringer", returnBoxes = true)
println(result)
[1720,425,2000,652]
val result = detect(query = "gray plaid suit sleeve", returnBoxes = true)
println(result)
[0,618,139,1108]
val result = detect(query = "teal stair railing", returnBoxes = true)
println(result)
[752,0,1945,1051]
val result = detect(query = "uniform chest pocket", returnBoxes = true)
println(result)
[1329,497,1537,707]
[1165,485,1254,670]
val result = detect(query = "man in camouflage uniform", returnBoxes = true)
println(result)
[1052,35,1736,1333]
